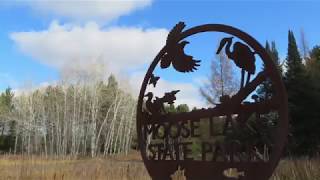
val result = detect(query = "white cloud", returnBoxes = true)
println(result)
[10,21,168,79]
[10,20,206,108]
[6,0,207,108]
[22,0,152,22]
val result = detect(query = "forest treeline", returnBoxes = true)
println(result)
[258,31,320,157]
[0,73,190,157]
[0,30,320,157]
[199,30,320,157]
[0,75,136,157]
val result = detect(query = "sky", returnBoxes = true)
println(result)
[0,0,319,108]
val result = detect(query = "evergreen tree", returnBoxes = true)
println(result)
[0,87,14,113]
[107,74,118,89]
[285,30,319,156]
[285,31,305,81]
[307,46,320,81]
[100,74,120,118]
[271,41,282,74]
[257,41,282,100]
[306,46,320,153]
[0,87,15,151]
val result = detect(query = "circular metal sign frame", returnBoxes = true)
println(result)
[136,22,288,180]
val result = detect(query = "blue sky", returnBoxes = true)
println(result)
[0,0,319,107]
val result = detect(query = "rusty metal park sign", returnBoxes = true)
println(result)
[136,22,288,180]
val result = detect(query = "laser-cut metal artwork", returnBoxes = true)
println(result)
[216,37,256,89]
[137,22,288,180]
[160,22,201,73]
[149,74,160,87]
[144,90,180,116]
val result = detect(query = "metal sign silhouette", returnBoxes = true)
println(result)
[136,22,288,180]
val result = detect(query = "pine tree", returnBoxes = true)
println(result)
[0,87,15,151]
[285,30,319,156]
[285,31,305,82]
[257,41,282,100]
[107,74,118,90]
[305,46,320,154]
[307,46,320,81]
[271,41,282,74]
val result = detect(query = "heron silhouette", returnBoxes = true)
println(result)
[216,37,256,89]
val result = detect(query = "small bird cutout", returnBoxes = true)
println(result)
[149,74,160,87]
[162,90,180,104]
[160,22,201,73]
[144,90,180,115]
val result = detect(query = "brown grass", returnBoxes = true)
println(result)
[0,152,319,180]
[0,151,149,180]
[272,158,320,180]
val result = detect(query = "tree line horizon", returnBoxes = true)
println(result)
[0,30,319,157]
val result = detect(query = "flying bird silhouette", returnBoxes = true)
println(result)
[148,74,160,87]
[160,22,201,73]
[162,90,180,104]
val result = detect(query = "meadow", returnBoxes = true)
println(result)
[0,151,319,180]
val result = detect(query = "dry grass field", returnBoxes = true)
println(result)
[0,151,319,180]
